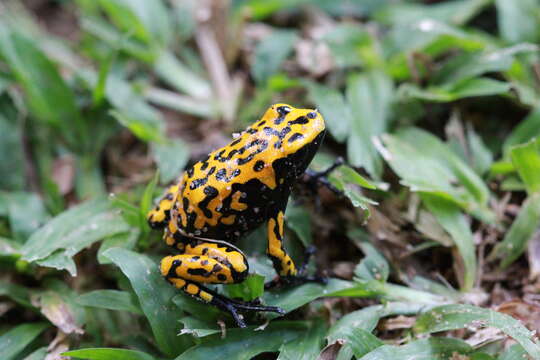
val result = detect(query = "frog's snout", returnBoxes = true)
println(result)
[160,255,175,276]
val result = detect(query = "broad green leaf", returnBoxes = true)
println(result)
[322,24,380,69]
[0,282,34,308]
[350,231,389,282]
[380,127,492,219]
[359,338,472,360]
[151,139,189,184]
[105,75,165,143]
[140,171,160,219]
[252,30,297,84]
[225,274,265,301]
[23,347,47,360]
[327,302,428,344]
[175,322,306,360]
[509,137,540,194]
[0,27,85,150]
[504,108,540,155]
[498,344,528,360]
[145,87,214,118]
[97,0,171,46]
[0,323,48,360]
[153,52,211,99]
[421,194,476,290]
[63,348,155,360]
[305,82,351,142]
[103,248,191,357]
[490,193,540,268]
[0,111,24,191]
[414,304,540,359]
[21,198,130,276]
[278,320,326,360]
[263,279,355,315]
[347,328,384,358]
[178,315,220,338]
[495,0,540,44]
[285,203,312,247]
[433,44,537,85]
[376,0,491,26]
[346,70,394,179]
[467,124,493,176]
[77,290,142,314]
[400,78,512,102]
[98,229,140,264]
[0,191,49,243]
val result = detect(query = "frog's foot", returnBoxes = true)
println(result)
[303,157,345,196]
[211,292,285,328]
[265,246,327,290]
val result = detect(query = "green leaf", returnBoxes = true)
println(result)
[0,281,34,308]
[140,171,160,220]
[252,30,297,84]
[285,203,312,247]
[97,0,171,47]
[0,111,25,191]
[490,193,540,268]
[421,194,476,290]
[414,304,540,359]
[103,248,191,357]
[498,344,528,360]
[376,0,492,26]
[359,338,472,360]
[0,191,49,243]
[433,44,537,85]
[263,279,355,315]
[22,347,48,360]
[0,27,85,149]
[178,315,220,338]
[0,323,48,360]
[346,70,394,179]
[21,198,130,276]
[225,274,265,301]
[153,52,211,99]
[322,24,380,69]
[509,137,540,194]
[175,322,306,360]
[347,328,384,358]
[77,290,142,314]
[63,348,155,360]
[400,78,512,102]
[351,232,389,282]
[305,82,351,142]
[151,139,189,184]
[277,320,326,360]
[379,127,492,221]
[495,0,540,44]
[504,108,540,155]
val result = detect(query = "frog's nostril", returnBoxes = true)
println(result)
[307,111,317,119]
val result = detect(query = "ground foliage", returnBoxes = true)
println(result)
[1,0,540,359]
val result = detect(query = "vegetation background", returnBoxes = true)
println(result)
[1,0,540,359]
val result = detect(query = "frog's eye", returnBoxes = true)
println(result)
[276,106,292,116]
[307,111,317,119]
[172,259,181,268]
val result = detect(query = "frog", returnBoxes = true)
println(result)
[147,104,327,328]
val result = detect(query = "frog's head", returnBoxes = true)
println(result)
[259,103,325,154]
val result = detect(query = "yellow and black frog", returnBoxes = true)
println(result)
[147,104,334,327]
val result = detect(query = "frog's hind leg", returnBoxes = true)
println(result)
[147,182,181,229]
[160,240,284,328]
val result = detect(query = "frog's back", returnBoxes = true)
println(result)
[176,104,325,241]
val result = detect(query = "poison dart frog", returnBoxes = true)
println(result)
[147,104,326,328]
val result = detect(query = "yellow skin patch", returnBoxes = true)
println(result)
[148,104,325,311]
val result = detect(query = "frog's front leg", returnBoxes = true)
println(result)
[265,210,326,289]
[160,240,284,328]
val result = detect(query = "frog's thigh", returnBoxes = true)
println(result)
[184,242,249,282]
[147,182,180,229]
[267,211,297,277]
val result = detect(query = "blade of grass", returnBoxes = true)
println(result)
[63,348,155,360]
[0,323,48,360]
[414,304,540,359]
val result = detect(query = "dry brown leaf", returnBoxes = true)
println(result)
[317,339,344,360]
[33,291,84,335]
[379,315,416,331]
